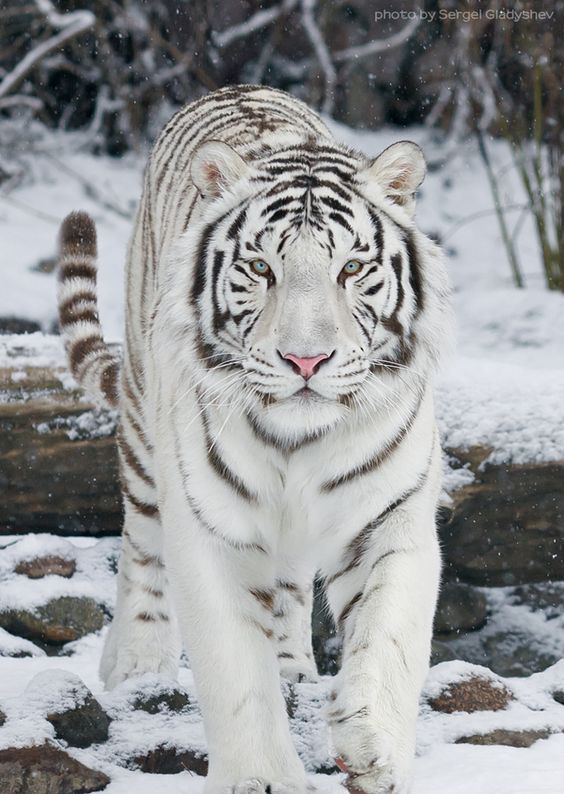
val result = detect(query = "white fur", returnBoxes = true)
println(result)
[87,87,452,794]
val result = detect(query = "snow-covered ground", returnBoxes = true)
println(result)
[1,118,564,792]
[0,534,563,794]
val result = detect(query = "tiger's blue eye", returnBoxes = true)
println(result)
[342,260,362,275]
[250,260,270,276]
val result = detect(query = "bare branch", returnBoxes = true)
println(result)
[0,2,94,100]
[332,16,419,62]
[0,95,43,111]
[301,0,336,114]
[213,0,298,49]
[33,0,93,30]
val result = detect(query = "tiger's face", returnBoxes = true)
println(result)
[186,139,436,440]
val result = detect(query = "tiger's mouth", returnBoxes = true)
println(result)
[291,385,329,403]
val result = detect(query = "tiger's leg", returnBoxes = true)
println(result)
[100,415,181,687]
[273,569,318,683]
[322,491,441,794]
[160,500,307,793]
[100,506,181,688]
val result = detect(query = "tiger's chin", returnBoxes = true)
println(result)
[255,391,348,446]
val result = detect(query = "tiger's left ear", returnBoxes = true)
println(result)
[360,141,426,217]
[191,140,250,199]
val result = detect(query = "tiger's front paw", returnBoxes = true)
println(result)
[336,755,407,794]
[327,697,414,794]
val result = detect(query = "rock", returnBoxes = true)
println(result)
[26,670,111,747]
[0,597,105,645]
[132,685,191,715]
[0,627,44,658]
[47,694,111,748]
[434,582,488,635]
[455,728,553,748]
[430,640,457,665]
[441,448,564,586]
[0,743,110,793]
[15,555,76,579]
[0,317,41,334]
[428,674,513,713]
[552,690,564,705]
[510,582,564,618]
[0,709,5,727]
[480,630,562,678]
[131,745,208,775]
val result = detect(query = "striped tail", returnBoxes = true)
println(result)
[58,211,120,408]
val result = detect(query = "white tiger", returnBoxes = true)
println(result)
[57,85,451,794]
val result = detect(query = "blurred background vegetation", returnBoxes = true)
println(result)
[0,0,562,289]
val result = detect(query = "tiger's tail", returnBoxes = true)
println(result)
[57,211,120,408]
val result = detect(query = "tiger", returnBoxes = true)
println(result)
[57,84,451,794]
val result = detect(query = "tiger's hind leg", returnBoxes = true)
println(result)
[100,505,181,689]
[273,567,318,684]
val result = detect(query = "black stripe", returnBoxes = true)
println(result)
[321,392,422,492]
[405,230,424,314]
[200,401,256,502]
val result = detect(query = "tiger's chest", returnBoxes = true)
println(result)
[172,395,434,563]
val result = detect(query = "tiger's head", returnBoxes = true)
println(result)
[176,137,450,444]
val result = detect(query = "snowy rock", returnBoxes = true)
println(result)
[25,670,111,748]
[14,555,76,579]
[47,695,111,748]
[0,596,105,645]
[455,728,554,747]
[132,685,191,715]
[0,627,44,658]
[553,690,564,706]
[427,674,513,714]
[434,582,488,635]
[0,743,110,793]
[480,629,563,678]
[130,745,208,775]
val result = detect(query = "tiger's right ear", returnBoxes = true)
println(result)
[190,140,250,199]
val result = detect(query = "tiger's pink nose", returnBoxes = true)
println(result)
[282,352,331,380]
